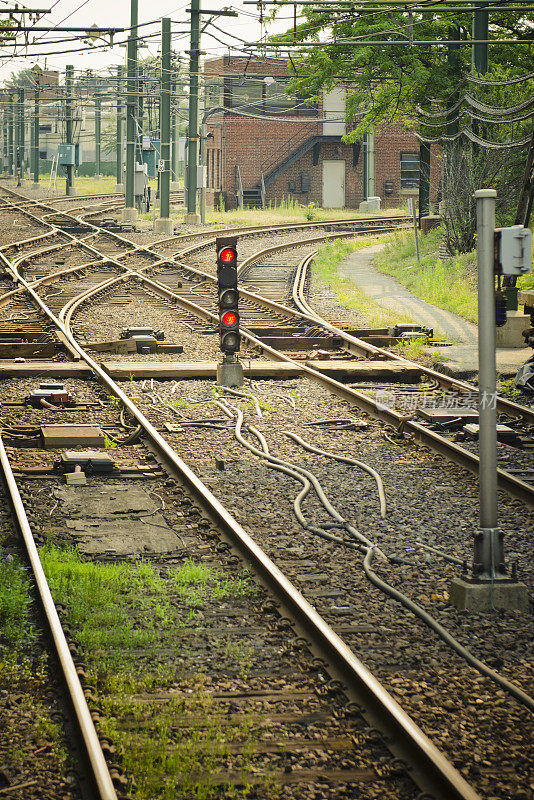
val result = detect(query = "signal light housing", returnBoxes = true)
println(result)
[216,236,240,355]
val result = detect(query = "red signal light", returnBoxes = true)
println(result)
[219,247,236,263]
[221,311,238,326]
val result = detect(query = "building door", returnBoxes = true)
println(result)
[322,160,345,208]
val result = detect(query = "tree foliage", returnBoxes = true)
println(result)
[270,5,533,137]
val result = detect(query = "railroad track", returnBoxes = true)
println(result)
[0,183,532,800]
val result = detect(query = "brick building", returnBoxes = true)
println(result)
[203,55,439,210]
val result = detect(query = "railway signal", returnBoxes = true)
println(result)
[216,236,243,386]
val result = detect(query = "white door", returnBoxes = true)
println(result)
[322,160,345,208]
[323,86,346,136]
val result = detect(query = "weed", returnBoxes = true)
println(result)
[374,228,479,323]
[104,434,117,449]
[0,557,35,649]
[304,201,318,220]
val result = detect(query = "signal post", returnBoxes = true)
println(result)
[215,236,243,387]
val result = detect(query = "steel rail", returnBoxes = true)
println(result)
[0,436,118,800]
[0,240,482,800]
[49,248,534,510]
[291,251,534,424]
[3,187,533,504]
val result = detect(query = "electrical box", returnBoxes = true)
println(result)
[495,225,532,276]
[134,162,148,197]
[300,172,311,192]
[58,144,76,166]
[197,165,206,188]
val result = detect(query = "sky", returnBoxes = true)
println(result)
[0,0,294,83]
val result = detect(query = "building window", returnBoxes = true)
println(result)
[216,150,220,189]
[400,152,419,188]
[39,124,52,133]
[39,150,47,159]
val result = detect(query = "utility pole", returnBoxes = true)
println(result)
[472,1,488,75]
[155,17,174,235]
[33,87,39,184]
[185,0,201,223]
[171,76,180,191]
[137,65,144,163]
[65,64,75,195]
[94,90,101,178]
[115,65,124,192]
[2,109,6,173]
[122,0,138,224]
[17,89,24,187]
[7,95,13,177]
[450,190,529,613]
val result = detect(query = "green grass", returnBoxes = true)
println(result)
[373,228,479,323]
[40,544,263,799]
[311,237,446,364]
[312,237,415,329]
[0,556,35,648]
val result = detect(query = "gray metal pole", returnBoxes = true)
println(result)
[185,0,200,223]
[95,91,101,178]
[116,65,124,191]
[475,188,498,530]
[65,65,74,195]
[160,17,171,223]
[7,96,13,176]
[17,89,24,187]
[171,77,179,187]
[123,0,138,221]
[33,89,39,183]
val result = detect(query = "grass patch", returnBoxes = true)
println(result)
[206,201,404,228]
[0,556,35,649]
[40,544,263,799]
[312,237,414,329]
[374,228,479,322]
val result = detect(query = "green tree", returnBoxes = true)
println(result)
[271,5,533,136]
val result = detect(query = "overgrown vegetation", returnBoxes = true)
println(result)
[374,228,478,322]
[40,544,263,799]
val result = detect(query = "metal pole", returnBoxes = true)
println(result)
[3,105,7,174]
[115,65,124,191]
[17,89,24,186]
[33,88,39,183]
[159,17,172,229]
[362,134,368,201]
[65,64,74,196]
[418,141,430,219]
[367,130,375,197]
[472,1,489,74]
[475,189,498,530]
[7,96,13,177]
[137,65,144,164]
[124,0,138,221]
[185,0,200,223]
[171,77,179,188]
[200,123,206,223]
[95,91,101,178]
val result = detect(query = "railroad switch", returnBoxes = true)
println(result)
[120,327,165,340]
[388,323,433,340]
[26,382,75,408]
[55,451,115,475]
[120,327,167,354]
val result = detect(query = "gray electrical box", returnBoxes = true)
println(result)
[134,162,148,196]
[495,225,532,276]
[58,143,76,165]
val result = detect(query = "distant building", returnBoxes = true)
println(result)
[203,55,439,210]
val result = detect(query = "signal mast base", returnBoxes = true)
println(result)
[217,358,244,387]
